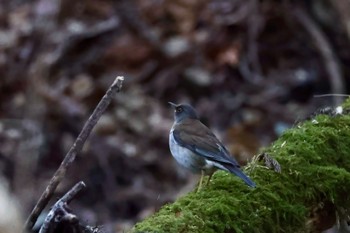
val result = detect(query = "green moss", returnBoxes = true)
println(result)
[133,100,350,233]
[341,97,350,109]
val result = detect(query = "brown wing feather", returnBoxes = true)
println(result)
[173,119,239,166]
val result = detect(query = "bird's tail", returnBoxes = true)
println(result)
[226,165,256,188]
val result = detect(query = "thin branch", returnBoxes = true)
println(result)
[39,181,86,233]
[314,94,350,98]
[23,76,124,232]
[293,7,345,106]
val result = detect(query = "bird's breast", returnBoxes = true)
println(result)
[169,130,209,174]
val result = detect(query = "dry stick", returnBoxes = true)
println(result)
[39,181,86,233]
[23,76,124,232]
[314,94,350,98]
[293,8,345,106]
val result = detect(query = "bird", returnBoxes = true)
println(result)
[168,102,256,190]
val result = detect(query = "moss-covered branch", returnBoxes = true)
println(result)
[133,99,350,233]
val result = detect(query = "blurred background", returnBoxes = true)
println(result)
[0,0,349,232]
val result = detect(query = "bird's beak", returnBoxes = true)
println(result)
[168,102,177,109]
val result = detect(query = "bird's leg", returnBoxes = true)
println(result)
[206,172,214,186]
[197,170,205,192]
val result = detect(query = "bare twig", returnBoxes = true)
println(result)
[39,181,86,233]
[314,94,350,98]
[23,76,124,232]
[293,8,345,106]
[246,152,281,174]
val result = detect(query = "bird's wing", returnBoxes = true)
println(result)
[172,119,240,167]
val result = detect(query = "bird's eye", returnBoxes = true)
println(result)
[176,107,183,113]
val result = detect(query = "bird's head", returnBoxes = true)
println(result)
[168,102,199,123]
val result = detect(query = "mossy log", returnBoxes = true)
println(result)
[133,100,350,233]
